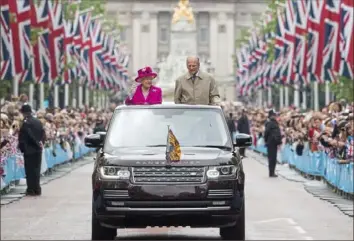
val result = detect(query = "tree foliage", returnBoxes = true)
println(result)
[0,80,12,99]
[330,76,354,102]
[234,0,286,65]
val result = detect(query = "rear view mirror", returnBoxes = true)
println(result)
[85,132,106,148]
[234,133,252,147]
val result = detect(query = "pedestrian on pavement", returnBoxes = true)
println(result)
[18,104,46,196]
[237,109,250,157]
[174,56,220,105]
[264,109,282,178]
[226,112,236,141]
[125,66,162,105]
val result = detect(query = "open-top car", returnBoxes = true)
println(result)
[85,104,252,240]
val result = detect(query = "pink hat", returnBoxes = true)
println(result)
[135,66,157,82]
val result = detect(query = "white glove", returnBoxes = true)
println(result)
[128,82,139,99]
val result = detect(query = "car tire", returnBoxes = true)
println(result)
[220,202,245,240]
[91,210,117,240]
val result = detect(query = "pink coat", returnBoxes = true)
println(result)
[125,84,162,105]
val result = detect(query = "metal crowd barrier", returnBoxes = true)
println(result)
[1,139,95,191]
[250,138,353,195]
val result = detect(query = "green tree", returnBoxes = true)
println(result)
[0,80,12,99]
[330,77,354,102]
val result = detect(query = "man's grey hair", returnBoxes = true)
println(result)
[186,56,200,64]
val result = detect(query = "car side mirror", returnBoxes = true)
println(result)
[85,132,106,148]
[233,133,252,147]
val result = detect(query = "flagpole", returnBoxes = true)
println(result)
[267,87,272,107]
[279,86,284,109]
[294,83,300,108]
[284,86,289,107]
[325,81,330,105]
[40,82,44,110]
[166,125,171,166]
[313,82,319,111]
[302,85,307,110]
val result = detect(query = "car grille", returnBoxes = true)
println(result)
[131,166,206,183]
[207,189,234,198]
[103,190,129,199]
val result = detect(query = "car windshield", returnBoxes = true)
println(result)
[104,108,231,153]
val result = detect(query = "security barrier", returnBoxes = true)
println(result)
[250,138,353,195]
[1,139,94,191]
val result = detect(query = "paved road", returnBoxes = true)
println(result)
[1,153,353,240]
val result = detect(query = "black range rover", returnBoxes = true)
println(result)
[85,104,252,240]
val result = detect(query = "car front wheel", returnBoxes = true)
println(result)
[91,211,117,240]
[220,203,245,240]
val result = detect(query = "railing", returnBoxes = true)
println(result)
[250,138,353,196]
[1,139,94,191]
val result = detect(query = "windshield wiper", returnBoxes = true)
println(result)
[145,145,167,147]
[190,145,232,150]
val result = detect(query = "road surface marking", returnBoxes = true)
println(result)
[254,218,298,225]
[12,199,65,237]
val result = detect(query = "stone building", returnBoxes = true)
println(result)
[105,0,267,101]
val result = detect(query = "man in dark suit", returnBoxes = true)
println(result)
[18,104,46,196]
[237,109,250,157]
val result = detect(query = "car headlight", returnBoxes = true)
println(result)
[100,166,130,179]
[207,165,236,179]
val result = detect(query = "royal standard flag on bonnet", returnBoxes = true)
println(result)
[166,126,182,162]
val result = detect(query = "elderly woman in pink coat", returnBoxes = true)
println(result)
[125,66,162,105]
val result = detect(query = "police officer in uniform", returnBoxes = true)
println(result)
[93,117,106,134]
[93,117,106,153]
[264,109,282,177]
[18,104,46,196]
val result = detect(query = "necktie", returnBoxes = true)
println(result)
[191,74,196,84]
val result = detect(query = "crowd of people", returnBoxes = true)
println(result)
[1,55,353,195]
[0,94,115,193]
[222,100,354,166]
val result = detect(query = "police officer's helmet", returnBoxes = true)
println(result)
[268,109,277,118]
[20,103,32,114]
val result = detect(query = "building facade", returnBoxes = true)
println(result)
[105,0,267,101]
